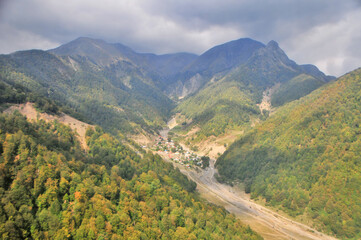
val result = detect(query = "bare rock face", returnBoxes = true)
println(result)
[165,73,204,98]
[181,73,204,98]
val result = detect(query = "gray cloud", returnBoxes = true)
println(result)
[0,0,360,76]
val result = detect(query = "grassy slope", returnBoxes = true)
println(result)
[216,68,361,239]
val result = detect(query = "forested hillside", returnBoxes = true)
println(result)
[175,81,260,141]
[0,74,88,122]
[216,68,361,239]
[0,111,262,239]
[174,41,333,143]
[0,39,176,135]
[0,73,262,239]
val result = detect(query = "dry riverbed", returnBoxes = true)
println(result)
[160,154,337,240]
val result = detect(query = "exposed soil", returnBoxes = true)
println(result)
[258,83,280,114]
[130,131,154,147]
[4,102,94,150]
[167,114,179,129]
[185,126,200,136]
[167,114,243,158]
[197,130,244,158]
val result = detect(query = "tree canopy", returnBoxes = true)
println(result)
[0,112,261,239]
[216,68,361,239]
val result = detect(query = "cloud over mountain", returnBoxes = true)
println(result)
[1,0,361,76]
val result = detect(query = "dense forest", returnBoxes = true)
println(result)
[0,75,89,122]
[216,68,361,239]
[0,111,262,239]
[174,81,260,142]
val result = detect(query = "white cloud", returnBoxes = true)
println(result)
[0,23,59,54]
[281,7,361,76]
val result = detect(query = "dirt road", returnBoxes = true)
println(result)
[157,150,337,240]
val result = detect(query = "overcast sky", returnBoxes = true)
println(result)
[1,0,361,76]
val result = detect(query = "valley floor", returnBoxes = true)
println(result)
[157,152,337,240]
[150,123,338,240]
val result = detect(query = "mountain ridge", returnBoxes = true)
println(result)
[49,37,199,80]
[1,36,334,140]
[172,37,334,149]
[0,44,175,134]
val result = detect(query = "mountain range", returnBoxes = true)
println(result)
[0,37,334,140]
[172,39,334,150]
[3,36,358,239]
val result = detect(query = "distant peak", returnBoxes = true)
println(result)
[235,37,256,42]
[267,40,279,49]
[231,38,265,46]
[74,36,91,41]
[72,37,105,44]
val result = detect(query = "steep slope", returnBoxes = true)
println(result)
[216,68,361,239]
[138,52,198,90]
[174,40,333,147]
[49,37,134,66]
[222,40,332,98]
[185,38,265,75]
[5,102,93,150]
[0,44,174,134]
[0,110,262,239]
[49,37,198,88]
[270,74,325,107]
[165,38,265,97]
[175,80,259,139]
[0,58,263,239]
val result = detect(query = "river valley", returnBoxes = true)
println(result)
[154,123,337,240]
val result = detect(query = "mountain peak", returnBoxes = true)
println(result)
[184,37,265,75]
[256,39,294,66]
[48,37,136,66]
[73,36,105,43]
[50,37,110,54]
[266,40,280,49]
